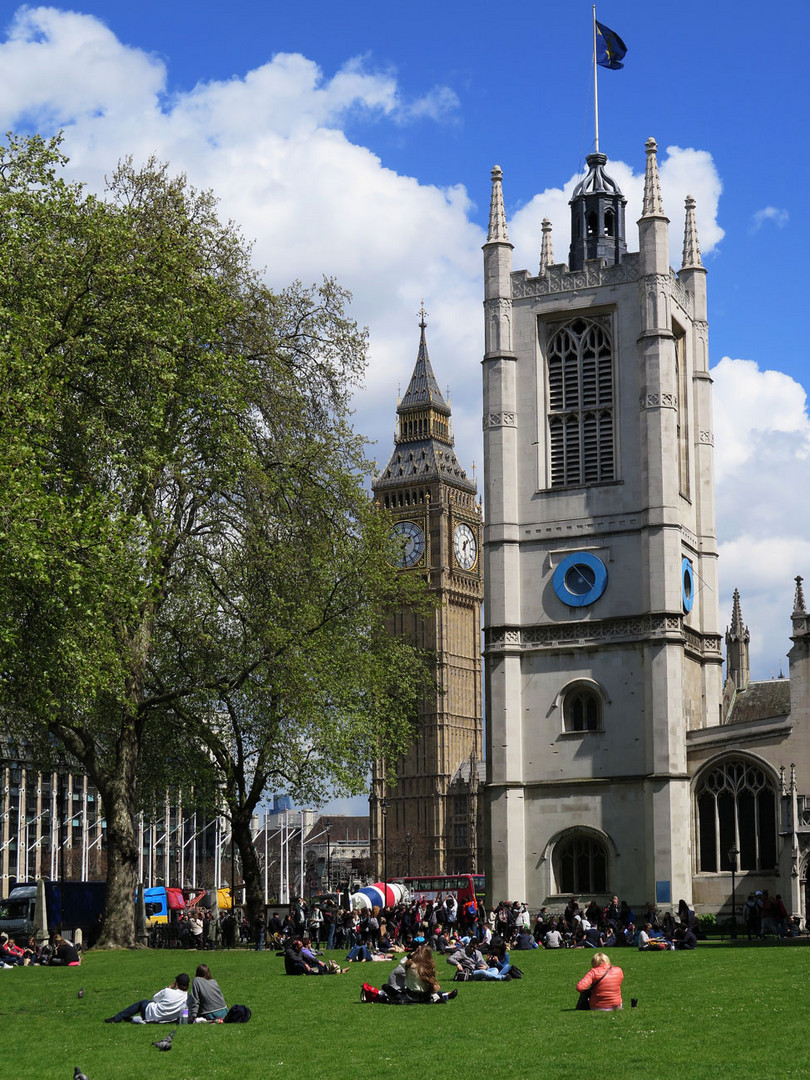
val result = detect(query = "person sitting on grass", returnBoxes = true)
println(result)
[446,937,487,977]
[187,963,228,1022]
[403,944,458,1003]
[0,932,26,966]
[47,934,81,966]
[673,926,697,950]
[104,973,189,1023]
[576,951,624,1011]
[471,938,512,981]
[637,922,668,950]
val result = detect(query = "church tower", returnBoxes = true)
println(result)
[482,141,722,909]
[371,311,484,876]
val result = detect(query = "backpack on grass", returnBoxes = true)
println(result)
[224,1004,251,1023]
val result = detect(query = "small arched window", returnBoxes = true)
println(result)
[562,683,603,733]
[556,834,608,894]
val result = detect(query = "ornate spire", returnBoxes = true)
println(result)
[399,304,449,414]
[725,588,750,691]
[641,137,665,218]
[539,217,554,273]
[681,194,703,269]
[487,165,509,243]
[793,575,806,617]
[791,574,810,642]
[729,588,748,639]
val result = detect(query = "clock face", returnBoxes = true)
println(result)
[391,520,425,568]
[454,522,477,570]
[552,552,608,607]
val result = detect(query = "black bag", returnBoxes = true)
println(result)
[508,966,524,979]
[453,970,471,982]
[224,1004,252,1023]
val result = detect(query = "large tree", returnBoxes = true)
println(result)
[0,135,432,946]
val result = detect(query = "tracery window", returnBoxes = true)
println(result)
[695,760,777,872]
[562,686,601,732]
[547,318,615,488]
[556,834,608,894]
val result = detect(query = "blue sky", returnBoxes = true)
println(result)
[1,1,808,812]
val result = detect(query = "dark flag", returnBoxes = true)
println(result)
[595,21,627,69]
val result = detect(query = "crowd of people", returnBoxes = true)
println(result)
[0,930,81,966]
[534,896,698,951]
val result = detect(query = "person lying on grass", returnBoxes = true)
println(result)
[284,939,347,975]
[104,973,189,1023]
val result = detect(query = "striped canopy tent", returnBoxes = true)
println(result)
[350,883,408,910]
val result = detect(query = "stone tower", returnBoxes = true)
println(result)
[482,141,722,908]
[371,311,484,877]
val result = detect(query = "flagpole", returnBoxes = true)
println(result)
[593,6,599,153]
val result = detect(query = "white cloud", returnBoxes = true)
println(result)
[0,6,165,124]
[712,358,810,676]
[751,205,789,231]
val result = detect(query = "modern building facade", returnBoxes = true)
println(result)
[371,313,484,877]
[481,138,810,921]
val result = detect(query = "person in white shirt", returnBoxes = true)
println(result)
[544,928,563,949]
[104,973,190,1023]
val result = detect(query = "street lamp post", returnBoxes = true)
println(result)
[380,799,389,903]
[728,846,739,939]
[405,831,413,877]
[324,820,332,893]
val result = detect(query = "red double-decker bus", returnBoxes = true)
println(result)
[399,874,485,908]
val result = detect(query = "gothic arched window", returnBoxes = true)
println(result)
[562,684,602,732]
[695,759,777,872]
[547,318,615,488]
[556,834,608,894]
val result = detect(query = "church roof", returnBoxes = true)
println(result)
[726,679,791,725]
[570,151,624,201]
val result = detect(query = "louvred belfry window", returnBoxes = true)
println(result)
[547,318,615,487]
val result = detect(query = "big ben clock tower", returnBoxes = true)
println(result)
[371,309,484,877]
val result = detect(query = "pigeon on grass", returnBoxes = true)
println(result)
[74,1068,90,1080]
[152,1030,176,1051]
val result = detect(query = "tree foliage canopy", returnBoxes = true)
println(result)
[0,134,434,941]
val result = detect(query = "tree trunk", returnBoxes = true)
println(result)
[95,763,140,948]
[233,812,264,929]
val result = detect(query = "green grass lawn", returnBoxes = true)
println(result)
[2,942,808,1080]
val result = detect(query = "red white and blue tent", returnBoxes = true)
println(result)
[350,882,408,910]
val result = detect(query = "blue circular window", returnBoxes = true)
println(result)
[553,553,608,608]
[682,557,695,613]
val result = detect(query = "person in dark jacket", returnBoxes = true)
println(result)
[47,934,80,966]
